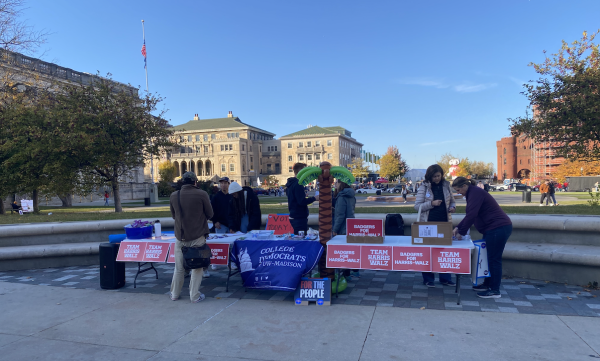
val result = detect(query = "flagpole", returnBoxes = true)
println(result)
[142,20,149,92]
[142,20,157,202]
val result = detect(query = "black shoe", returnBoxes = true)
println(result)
[477,290,501,299]
[472,284,489,292]
[424,281,435,288]
[441,280,456,286]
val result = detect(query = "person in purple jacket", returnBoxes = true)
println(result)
[451,177,512,299]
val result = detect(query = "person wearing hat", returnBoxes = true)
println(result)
[204,177,233,276]
[227,181,262,233]
[169,171,214,303]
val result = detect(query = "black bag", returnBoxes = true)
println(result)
[385,213,405,236]
[177,190,211,269]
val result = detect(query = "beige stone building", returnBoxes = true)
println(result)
[146,115,363,186]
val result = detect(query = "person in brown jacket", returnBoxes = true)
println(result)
[539,180,550,206]
[169,172,214,303]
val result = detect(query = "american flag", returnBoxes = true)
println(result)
[141,40,147,68]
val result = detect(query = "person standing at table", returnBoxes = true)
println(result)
[228,182,262,233]
[332,179,356,237]
[169,172,214,303]
[452,177,512,299]
[286,163,319,235]
[414,164,456,288]
[202,177,233,277]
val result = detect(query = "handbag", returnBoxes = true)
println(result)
[177,189,211,270]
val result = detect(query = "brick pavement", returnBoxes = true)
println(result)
[1,264,599,317]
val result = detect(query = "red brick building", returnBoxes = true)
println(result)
[496,135,565,183]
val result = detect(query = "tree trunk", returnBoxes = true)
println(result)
[32,189,39,213]
[317,162,334,279]
[112,180,122,212]
[58,193,73,207]
[0,197,5,215]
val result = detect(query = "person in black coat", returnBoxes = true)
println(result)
[227,182,262,233]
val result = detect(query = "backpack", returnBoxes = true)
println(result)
[385,214,404,236]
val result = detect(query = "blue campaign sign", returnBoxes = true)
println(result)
[294,277,331,306]
[230,240,323,291]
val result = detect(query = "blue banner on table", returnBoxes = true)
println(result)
[230,240,323,291]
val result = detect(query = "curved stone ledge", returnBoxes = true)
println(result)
[0,242,101,261]
[503,243,600,268]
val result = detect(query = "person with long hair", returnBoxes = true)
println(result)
[332,179,356,236]
[414,164,456,287]
[227,182,262,233]
[452,176,512,299]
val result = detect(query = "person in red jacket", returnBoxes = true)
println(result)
[452,177,512,299]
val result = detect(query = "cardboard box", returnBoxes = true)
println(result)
[346,218,385,244]
[411,222,453,246]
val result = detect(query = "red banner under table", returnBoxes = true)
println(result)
[360,245,393,271]
[326,244,361,268]
[431,247,471,274]
[166,243,230,265]
[116,242,169,263]
[392,247,432,272]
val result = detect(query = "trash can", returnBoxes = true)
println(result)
[376,190,381,195]
[522,190,531,203]
[144,197,151,206]
[99,243,125,289]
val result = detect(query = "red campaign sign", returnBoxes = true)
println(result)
[431,248,471,274]
[392,246,432,272]
[346,219,384,237]
[209,243,229,265]
[360,245,393,270]
[143,242,170,262]
[167,246,175,264]
[266,214,293,235]
[116,242,146,262]
[326,244,361,268]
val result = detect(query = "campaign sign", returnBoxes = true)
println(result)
[265,214,293,235]
[209,243,229,265]
[294,278,331,306]
[116,241,145,262]
[326,244,361,268]
[431,247,471,274]
[230,240,323,291]
[167,246,175,264]
[360,245,393,270]
[392,246,432,272]
[346,219,384,243]
[142,242,170,262]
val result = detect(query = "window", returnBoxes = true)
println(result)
[289,166,293,173]
[230,164,235,172]
[315,153,320,160]
[180,147,186,153]
[288,156,293,161]
[307,154,313,161]
[180,136,184,142]
[250,145,253,152]
[327,140,332,146]
[221,145,224,151]
[299,154,304,161]
[528,159,530,164]
[328,153,332,159]
[221,164,226,172]
[504,158,507,165]
[243,163,246,172]
[260,158,263,165]
[195,135,200,141]
[274,146,277,151]
[242,144,245,151]
[520,159,522,165]
[259,146,261,152]
[204,135,208,141]
[298,142,303,148]
[204,145,209,153]
[504,148,506,155]
[211,134,216,140]
[288,142,292,149]
[307,141,312,147]
[275,163,280,171]
[267,164,272,172]
[315,141,320,146]
[250,163,254,170]
[250,156,253,163]
[188,136,192,142]
[236,132,239,138]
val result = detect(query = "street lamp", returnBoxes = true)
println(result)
[581,167,583,176]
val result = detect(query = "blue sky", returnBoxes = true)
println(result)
[23,0,600,171]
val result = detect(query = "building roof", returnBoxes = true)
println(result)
[172,117,274,135]
[280,125,353,138]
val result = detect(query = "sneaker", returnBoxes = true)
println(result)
[192,294,206,303]
[170,294,179,301]
[441,280,456,286]
[211,264,218,270]
[477,290,501,299]
[549,204,554,206]
[203,270,210,278]
[231,263,238,270]
[424,281,435,288]
[555,203,560,206]
[472,284,489,292]
[539,204,544,206]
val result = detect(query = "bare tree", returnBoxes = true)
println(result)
[0,0,47,54]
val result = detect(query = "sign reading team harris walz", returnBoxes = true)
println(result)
[326,244,471,274]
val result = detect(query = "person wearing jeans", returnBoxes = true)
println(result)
[170,236,206,302]
[452,176,513,299]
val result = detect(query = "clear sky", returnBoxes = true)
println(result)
[22,0,600,171]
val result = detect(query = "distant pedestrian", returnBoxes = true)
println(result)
[539,181,550,206]
[104,191,109,206]
[477,181,484,189]
[402,185,408,203]
[549,181,559,206]
[595,181,599,193]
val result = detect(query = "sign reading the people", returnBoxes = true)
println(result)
[294,277,331,306]
[265,214,293,235]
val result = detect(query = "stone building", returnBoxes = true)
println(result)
[496,134,565,182]
[146,117,363,186]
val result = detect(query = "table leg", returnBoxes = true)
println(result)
[456,275,461,305]
[226,258,231,292]
[335,269,340,298]
[134,262,158,289]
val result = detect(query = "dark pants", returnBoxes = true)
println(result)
[540,193,550,205]
[422,272,451,284]
[289,218,308,235]
[482,224,512,292]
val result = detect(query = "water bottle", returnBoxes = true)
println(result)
[154,220,161,238]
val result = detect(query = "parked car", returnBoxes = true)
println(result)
[356,188,382,194]
[388,185,414,194]
[508,183,532,192]
[490,184,507,191]
[532,185,540,192]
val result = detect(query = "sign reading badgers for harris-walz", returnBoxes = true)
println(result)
[230,240,323,291]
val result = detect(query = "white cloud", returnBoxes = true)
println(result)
[453,83,497,93]
[398,78,450,89]
[419,139,462,147]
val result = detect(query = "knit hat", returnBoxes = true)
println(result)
[229,182,243,194]
[181,172,197,183]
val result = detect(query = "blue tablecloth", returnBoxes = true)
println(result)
[230,240,323,291]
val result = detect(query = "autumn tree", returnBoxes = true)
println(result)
[437,153,457,177]
[510,30,600,161]
[349,157,369,180]
[552,160,600,183]
[158,161,177,183]
[378,146,409,181]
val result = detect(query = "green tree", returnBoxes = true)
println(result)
[349,157,369,180]
[56,75,174,212]
[265,175,279,187]
[158,161,177,183]
[378,154,401,181]
[436,153,457,177]
[510,30,600,161]
[456,158,471,178]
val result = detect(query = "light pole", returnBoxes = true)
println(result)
[581,167,583,176]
